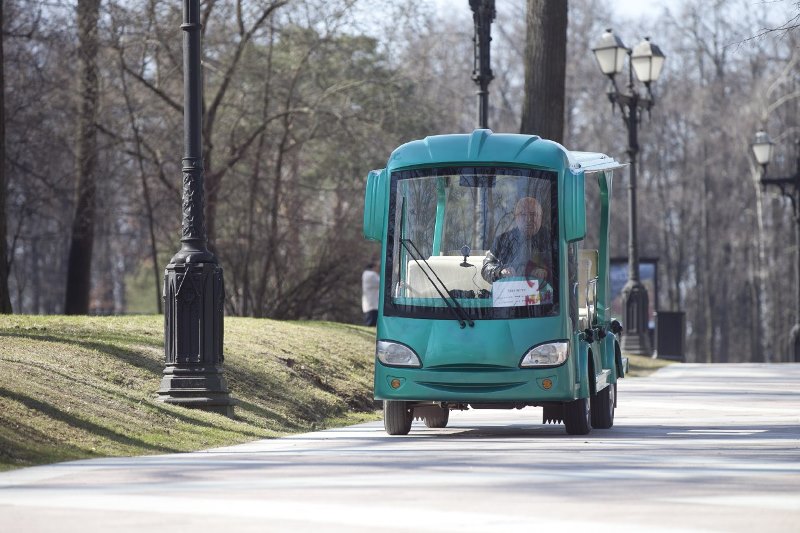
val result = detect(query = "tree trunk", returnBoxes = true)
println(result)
[519,0,567,143]
[0,0,12,313]
[64,0,101,315]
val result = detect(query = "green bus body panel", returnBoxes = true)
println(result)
[374,315,577,401]
[372,130,620,405]
[602,331,619,382]
[431,178,447,255]
[363,169,387,242]
[564,170,586,242]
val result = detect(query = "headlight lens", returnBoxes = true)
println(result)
[520,341,569,367]
[376,341,421,367]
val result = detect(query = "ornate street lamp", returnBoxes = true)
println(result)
[630,38,665,87]
[592,29,666,356]
[752,130,800,362]
[752,130,774,168]
[157,0,234,415]
[470,0,495,129]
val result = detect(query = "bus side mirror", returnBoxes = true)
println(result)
[565,170,586,243]
[363,168,387,242]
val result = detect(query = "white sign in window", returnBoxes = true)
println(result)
[492,279,541,307]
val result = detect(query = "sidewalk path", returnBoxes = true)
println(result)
[1,363,798,532]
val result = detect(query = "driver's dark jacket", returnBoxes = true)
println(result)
[481,227,553,283]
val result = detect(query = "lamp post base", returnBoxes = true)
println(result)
[620,279,652,356]
[791,324,800,363]
[159,261,234,417]
[157,366,235,417]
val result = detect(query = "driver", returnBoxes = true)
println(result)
[481,196,552,284]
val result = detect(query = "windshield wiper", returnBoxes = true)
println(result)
[400,238,474,328]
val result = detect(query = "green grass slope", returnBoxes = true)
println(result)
[0,316,673,471]
[0,315,379,471]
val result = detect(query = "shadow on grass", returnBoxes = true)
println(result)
[0,387,180,454]
[0,424,96,467]
[2,357,255,436]
[0,331,163,374]
[2,329,370,438]
[232,398,305,431]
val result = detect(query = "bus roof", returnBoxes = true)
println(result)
[567,151,627,174]
[388,129,623,174]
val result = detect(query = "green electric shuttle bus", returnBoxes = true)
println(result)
[363,129,628,435]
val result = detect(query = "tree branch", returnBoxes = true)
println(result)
[120,61,182,113]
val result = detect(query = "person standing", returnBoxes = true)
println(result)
[362,260,380,326]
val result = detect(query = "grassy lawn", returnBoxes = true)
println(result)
[0,315,379,471]
[0,315,675,472]
[624,352,675,377]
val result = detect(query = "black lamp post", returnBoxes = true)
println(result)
[470,0,495,129]
[157,0,234,416]
[592,29,666,356]
[752,130,800,362]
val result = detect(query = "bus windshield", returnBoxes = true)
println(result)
[384,166,560,321]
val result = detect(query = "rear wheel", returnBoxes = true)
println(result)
[563,397,592,435]
[591,383,616,429]
[384,400,413,435]
[423,406,450,428]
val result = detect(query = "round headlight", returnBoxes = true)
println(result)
[520,341,569,367]
[376,341,422,367]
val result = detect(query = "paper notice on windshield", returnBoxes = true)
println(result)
[492,279,540,307]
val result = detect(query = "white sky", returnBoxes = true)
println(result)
[431,0,790,22]
[432,0,683,20]
[608,0,683,20]
[428,0,793,41]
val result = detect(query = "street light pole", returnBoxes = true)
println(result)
[753,132,800,362]
[470,0,495,129]
[592,30,665,356]
[614,56,652,356]
[157,0,234,415]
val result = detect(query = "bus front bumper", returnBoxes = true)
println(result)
[374,362,577,403]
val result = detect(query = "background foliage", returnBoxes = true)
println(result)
[2,0,798,362]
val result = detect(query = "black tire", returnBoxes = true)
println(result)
[423,406,450,428]
[591,383,616,429]
[563,397,592,435]
[384,400,413,435]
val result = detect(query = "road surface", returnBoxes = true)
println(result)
[1,363,798,532]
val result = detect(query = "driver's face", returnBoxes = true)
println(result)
[515,203,542,236]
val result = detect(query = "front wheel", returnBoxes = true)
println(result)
[591,383,616,429]
[563,397,592,435]
[384,400,413,435]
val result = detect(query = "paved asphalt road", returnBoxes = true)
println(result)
[1,363,798,532]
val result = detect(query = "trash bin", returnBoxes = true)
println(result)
[655,311,685,361]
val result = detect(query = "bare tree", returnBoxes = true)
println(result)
[0,0,12,313]
[4,0,800,354]
[118,53,162,314]
[64,0,101,315]
[520,0,568,142]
